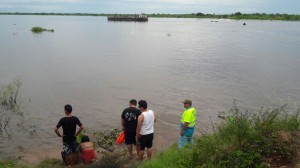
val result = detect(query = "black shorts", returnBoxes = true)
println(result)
[125,131,136,145]
[138,133,154,150]
[61,141,79,164]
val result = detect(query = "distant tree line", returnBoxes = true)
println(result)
[148,12,300,21]
[1,12,300,21]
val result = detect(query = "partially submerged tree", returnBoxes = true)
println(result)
[0,79,37,138]
[31,27,54,33]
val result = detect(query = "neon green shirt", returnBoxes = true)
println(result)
[181,107,197,127]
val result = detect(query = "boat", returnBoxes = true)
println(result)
[107,14,148,22]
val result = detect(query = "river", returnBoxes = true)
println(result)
[0,15,300,160]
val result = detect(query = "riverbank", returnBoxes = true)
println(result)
[0,118,180,167]
[2,104,299,168]
[1,12,300,21]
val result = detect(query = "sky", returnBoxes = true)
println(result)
[0,0,299,14]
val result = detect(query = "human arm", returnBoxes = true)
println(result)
[180,109,193,136]
[136,114,144,143]
[75,117,84,136]
[54,127,62,137]
[180,122,189,136]
[54,119,63,137]
[121,110,126,131]
[76,125,84,136]
[121,118,125,131]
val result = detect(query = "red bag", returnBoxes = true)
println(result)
[116,131,125,144]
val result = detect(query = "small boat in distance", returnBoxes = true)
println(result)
[107,13,148,22]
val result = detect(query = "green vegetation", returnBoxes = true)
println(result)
[137,103,300,168]
[31,27,54,33]
[1,12,300,21]
[0,160,14,168]
[94,128,122,151]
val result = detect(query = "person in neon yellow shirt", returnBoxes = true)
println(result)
[179,99,197,148]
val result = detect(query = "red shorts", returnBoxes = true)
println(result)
[81,149,96,164]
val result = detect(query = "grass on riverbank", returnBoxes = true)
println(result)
[137,104,300,168]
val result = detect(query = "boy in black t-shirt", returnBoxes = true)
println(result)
[54,104,84,165]
[121,99,141,159]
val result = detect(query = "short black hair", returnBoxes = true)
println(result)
[138,100,147,109]
[81,135,90,143]
[129,99,137,106]
[64,104,72,113]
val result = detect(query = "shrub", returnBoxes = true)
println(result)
[94,128,122,151]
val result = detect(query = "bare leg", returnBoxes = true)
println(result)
[147,148,153,159]
[138,150,144,160]
[127,145,133,158]
[135,145,140,157]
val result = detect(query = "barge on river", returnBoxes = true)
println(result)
[107,14,148,22]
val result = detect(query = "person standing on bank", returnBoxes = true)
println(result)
[54,104,84,164]
[121,99,142,159]
[136,100,155,160]
[179,99,197,148]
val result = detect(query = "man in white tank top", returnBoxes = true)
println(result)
[136,100,155,160]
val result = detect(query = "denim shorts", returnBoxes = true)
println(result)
[178,136,193,148]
